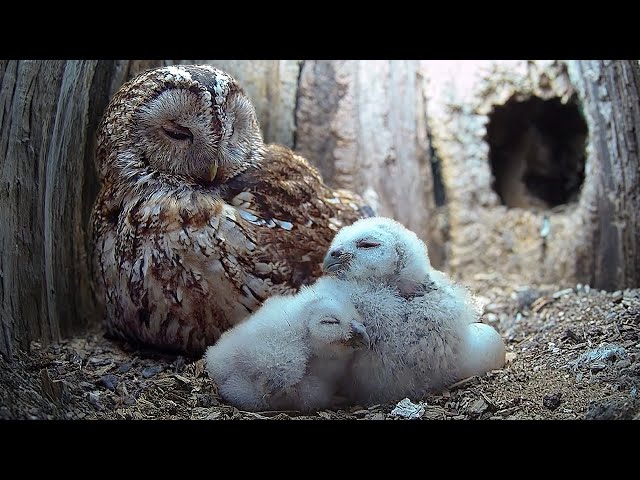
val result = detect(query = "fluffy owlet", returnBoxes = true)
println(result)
[204,280,369,412]
[322,217,505,405]
[91,65,371,356]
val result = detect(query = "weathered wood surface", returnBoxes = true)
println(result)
[0,60,164,357]
[567,60,640,290]
[294,60,443,265]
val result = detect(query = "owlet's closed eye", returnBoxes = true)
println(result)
[356,239,381,249]
[161,122,193,142]
[319,317,340,325]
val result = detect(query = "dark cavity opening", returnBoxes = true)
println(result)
[486,95,588,210]
[427,128,447,207]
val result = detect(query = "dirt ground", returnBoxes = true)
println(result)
[2,272,638,421]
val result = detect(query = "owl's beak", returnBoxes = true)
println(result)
[343,320,370,349]
[322,248,346,274]
[208,163,219,182]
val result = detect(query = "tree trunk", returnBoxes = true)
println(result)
[425,60,640,290]
[294,60,444,266]
[0,60,164,357]
[567,60,640,290]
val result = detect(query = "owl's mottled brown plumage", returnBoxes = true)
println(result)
[91,65,371,356]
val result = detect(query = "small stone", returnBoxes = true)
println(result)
[141,365,163,378]
[543,392,562,410]
[485,313,499,324]
[484,303,502,314]
[615,359,631,370]
[552,288,573,299]
[124,397,136,406]
[371,412,386,421]
[118,363,132,373]
[88,391,103,410]
[99,374,120,391]
[468,398,488,414]
[351,409,368,417]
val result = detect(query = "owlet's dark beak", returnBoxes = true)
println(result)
[343,320,370,349]
[323,248,346,274]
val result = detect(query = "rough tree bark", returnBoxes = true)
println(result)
[293,60,444,266]
[567,60,640,290]
[0,60,165,357]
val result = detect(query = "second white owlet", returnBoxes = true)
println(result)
[204,279,370,412]
[322,217,506,405]
[91,65,372,356]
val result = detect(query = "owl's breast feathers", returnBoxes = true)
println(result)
[92,143,372,355]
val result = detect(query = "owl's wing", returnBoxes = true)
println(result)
[92,179,259,353]
[223,143,373,288]
[92,145,372,354]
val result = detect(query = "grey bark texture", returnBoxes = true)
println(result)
[294,60,443,266]
[567,60,640,290]
[0,60,165,357]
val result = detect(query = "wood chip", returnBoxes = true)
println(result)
[174,374,191,385]
[505,352,517,363]
[531,296,554,313]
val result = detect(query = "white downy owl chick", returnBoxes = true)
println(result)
[204,280,370,412]
[323,217,506,405]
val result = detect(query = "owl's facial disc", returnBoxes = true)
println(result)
[121,65,264,184]
[159,119,218,181]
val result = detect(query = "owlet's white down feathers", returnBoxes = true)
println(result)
[204,280,369,412]
[205,217,505,411]
[322,217,506,405]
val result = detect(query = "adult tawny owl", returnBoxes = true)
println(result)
[91,64,371,356]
